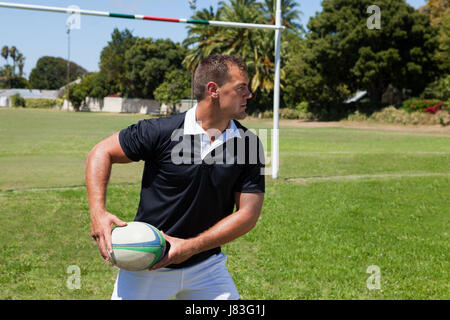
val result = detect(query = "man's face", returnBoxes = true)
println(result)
[216,64,252,120]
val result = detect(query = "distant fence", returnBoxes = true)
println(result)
[0,89,61,107]
[63,97,194,115]
[1,90,194,115]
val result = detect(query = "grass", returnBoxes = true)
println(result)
[0,108,147,191]
[0,108,448,299]
[227,177,449,299]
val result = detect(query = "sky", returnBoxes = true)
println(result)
[0,0,427,78]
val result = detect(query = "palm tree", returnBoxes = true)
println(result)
[217,0,266,57]
[261,0,302,31]
[1,45,9,64]
[183,0,301,106]
[3,65,13,88]
[17,53,25,77]
[183,5,224,103]
[185,0,271,93]
[183,5,224,73]
[184,0,266,73]
[216,0,281,94]
[248,0,301,93]
[9,46,17,75]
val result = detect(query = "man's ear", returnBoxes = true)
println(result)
[206,81,220,99]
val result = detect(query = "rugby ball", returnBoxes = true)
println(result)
[110,222,166,271]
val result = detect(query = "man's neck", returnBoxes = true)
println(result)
[195,100,231,137]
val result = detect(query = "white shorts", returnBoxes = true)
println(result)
[111,253,240,300]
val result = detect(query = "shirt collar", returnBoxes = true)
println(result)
[183,104,241,140]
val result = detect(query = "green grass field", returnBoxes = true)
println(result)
[0,108,448,299]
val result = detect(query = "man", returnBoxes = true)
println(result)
[86,54,265,300]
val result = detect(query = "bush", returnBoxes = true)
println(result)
[261,110,273,119]
[308,101,387,121]
[24,98,63,109]
[421,74,450,100]
[10,94,26,107]
[280,108,300,119]
[347,106,450,126]
[370,107,410,124]
[401,99,450,113]
[255,108,315,121]
[296,101,309,113]
[347,110,368,122]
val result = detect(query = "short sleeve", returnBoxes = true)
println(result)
[234,163,265,193]
[233,136,265,193]
[118,119,160,162]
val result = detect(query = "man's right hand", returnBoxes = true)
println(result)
[90,211,127,261]
[86,132,132,261]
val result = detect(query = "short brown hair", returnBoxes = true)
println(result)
[193,54,248,101]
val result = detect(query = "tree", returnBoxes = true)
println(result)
[9,46,17,74]
[122,38,187,99]
[438,14,450,72]
[154,69,191,108]
[17,53,25,77]
[183,6,224,73]
[303,0,440,103]
[419,0,450,73]
[99,28,136,96]
[0,46,28,89]
[418,0,450,100]
[1,46,8,63]
[419,0,450,26]
[261,0,302,31]
[29,56,87,90]
[96,29,187,100]
[68,76,92,111]
[183,0,302,112]
[89,72,113,100]
[0,45,24,76]
[1,46,11,88]
[67,72,111,110]
[0,65,14,89]
[215,0,271,96]
[183,6,224,102]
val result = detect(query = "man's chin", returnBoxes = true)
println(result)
[234,112,247,120]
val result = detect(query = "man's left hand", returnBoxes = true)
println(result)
[149,233,197,270]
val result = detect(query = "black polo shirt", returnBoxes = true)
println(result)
[118,111,265,268]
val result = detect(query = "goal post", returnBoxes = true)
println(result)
[0,0,284,178]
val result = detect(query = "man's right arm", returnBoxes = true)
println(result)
[86,132,132,261]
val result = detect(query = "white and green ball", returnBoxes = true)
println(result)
[110,222,166,271]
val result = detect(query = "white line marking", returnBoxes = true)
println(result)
[287,172,450,183]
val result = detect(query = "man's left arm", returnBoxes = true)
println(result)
[151,192,264,269]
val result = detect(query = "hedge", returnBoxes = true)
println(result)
[23,98,64,109]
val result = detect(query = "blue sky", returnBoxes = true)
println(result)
[0,0,426,77]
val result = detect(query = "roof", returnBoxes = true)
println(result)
[344,90,367,104]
